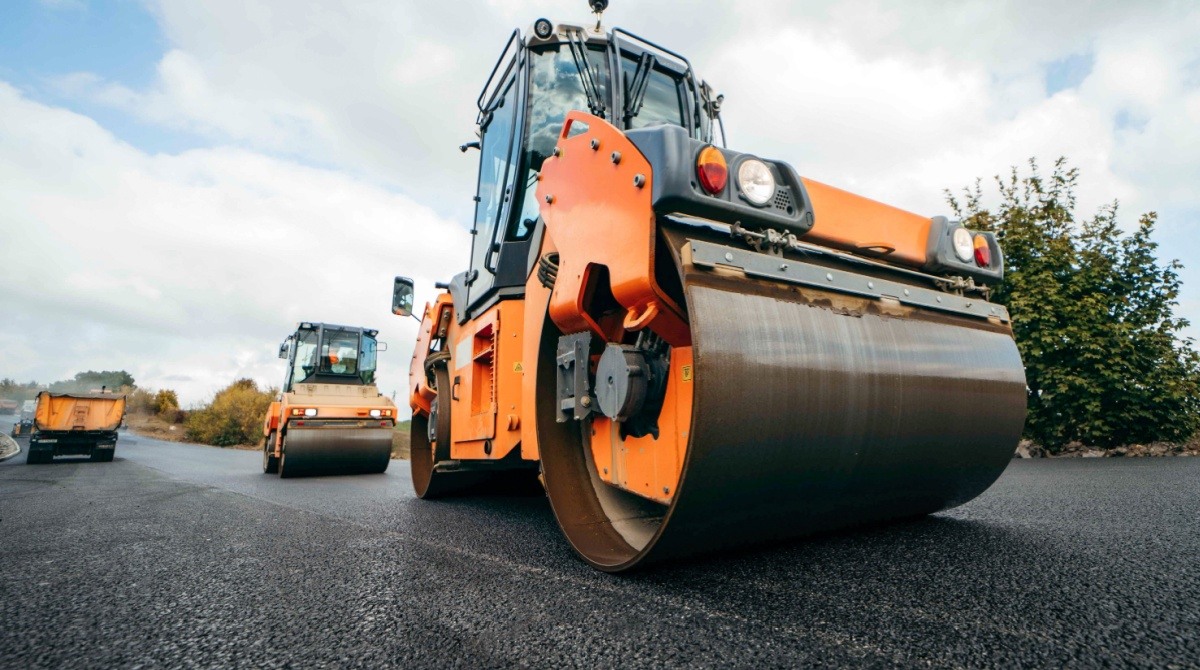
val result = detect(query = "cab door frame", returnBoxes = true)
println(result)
[465,48,528,316]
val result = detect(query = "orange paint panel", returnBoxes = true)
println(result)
[33,392,126,432]
[449,300,525,461]
[263,401,281,436]
[408,293,454,416]
[589,347,693,504]
[538,112,690,347]
[802,177,933,267]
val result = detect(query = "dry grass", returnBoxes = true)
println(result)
[391,420,411,460]
[126,411,259,450]
[125,412,190,443]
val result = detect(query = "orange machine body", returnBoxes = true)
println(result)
[401,20,1022,573]
[801,178,933,267]
[263,386,396,456]
[407,112,966,503]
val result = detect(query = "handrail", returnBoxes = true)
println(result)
[476,29,523,118]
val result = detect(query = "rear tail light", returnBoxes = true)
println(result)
[973,234,991,267]
[696,146,728,195]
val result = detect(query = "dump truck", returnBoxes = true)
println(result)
[392,6,1027,572]
[262,322,398,477]
[25,391,126,464]
[11,399,36,437]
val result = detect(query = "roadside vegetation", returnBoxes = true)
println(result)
[392,420,411,459]
[4,372,415,457]
[951,158,1200,454]
[183,379,275,447]
[123,385,188,442]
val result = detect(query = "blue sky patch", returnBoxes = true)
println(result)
[0,0,163,90]
[0,0,214,154]
[1044,52,1094,95]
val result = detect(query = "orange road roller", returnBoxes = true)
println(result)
[263,322,397,477]
[392,10,1026,572]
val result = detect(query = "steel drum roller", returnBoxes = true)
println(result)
[540,249,1028,571]
[279,426,392,478]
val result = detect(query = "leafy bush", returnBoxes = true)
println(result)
[949,159,1200,448]
[153,389,179,415]
[184,379,276,446]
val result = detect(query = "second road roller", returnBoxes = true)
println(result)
[392,6,1027,571]
[263,322,397,477]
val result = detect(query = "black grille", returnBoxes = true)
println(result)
[773,189,793,212]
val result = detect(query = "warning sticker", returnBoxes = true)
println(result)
[514,362,524,373]
[681,365,693,382]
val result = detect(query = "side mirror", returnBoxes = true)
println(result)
[377,342,388,352]
[278,339,290,360]
[392,276,415,317]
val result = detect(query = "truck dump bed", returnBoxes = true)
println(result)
[34,392,126,433]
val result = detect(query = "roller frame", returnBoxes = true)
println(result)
[405,111,1027,573]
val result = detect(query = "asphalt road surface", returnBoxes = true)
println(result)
[1,419,1197,669]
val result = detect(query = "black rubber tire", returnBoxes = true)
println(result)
[411,366,486,498]
[431,366,452,463]
[263,432,279,474]
[278,434,294,479]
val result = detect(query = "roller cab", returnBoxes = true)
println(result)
[394,10,1026,571]
[263,322,396,477]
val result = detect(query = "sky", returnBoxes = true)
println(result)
[1,0,1198,407]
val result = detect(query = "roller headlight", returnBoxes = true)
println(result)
[369,409,382,418]
[736,158,776,206]
[952,227,974,262]
[304,408,317,417]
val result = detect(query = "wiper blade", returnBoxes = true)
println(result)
[623,52,654,125]
[565,28,606,119]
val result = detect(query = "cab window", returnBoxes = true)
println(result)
[291,329,318,385]
[359,335,379,385]
[505,44,608,242]
[621,55,687,131]
[319,329,361,375]
[473,76,520,246]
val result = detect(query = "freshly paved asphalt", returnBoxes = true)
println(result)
[1,418,1197,669]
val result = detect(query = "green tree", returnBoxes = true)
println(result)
[949,158,1200,448]
[49,370,136,393]
[0,378,41,402]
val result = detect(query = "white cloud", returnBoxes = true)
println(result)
[0,82,467,405]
